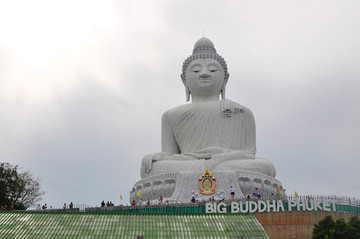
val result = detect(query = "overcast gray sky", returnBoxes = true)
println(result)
[1,0,359,208]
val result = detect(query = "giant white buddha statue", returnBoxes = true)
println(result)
[131,37,284,203]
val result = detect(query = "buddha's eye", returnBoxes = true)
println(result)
[192,66,201,73]
[209,65,218,72]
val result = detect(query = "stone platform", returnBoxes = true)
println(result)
[130,170,285,203]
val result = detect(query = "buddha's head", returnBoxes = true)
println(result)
[181,37,229,101]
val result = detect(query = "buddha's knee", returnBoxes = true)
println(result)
[212,158,276,177]
[141,159,205,178]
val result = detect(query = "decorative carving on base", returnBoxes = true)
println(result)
[199,167,216,195]
[130,170,285,204]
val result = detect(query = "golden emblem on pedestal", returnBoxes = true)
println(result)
[199,167,216,195]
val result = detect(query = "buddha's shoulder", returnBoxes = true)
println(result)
[162,103,194,121]
[224,99,253,115]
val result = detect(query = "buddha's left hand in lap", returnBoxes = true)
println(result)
[185,147,255,161]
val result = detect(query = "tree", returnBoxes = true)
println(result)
[312,215,360,239]
[0,162,45,210]
[333,218,347,239]
[312,215,335,239]
[346,216,360,239]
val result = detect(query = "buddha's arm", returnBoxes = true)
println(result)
[141,112,180,173]
[161,111,180,154]
[186,147,255,160]
[240,110,256,156]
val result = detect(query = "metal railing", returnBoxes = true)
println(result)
[84,195,360,215]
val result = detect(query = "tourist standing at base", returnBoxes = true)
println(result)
[230,186,235,199]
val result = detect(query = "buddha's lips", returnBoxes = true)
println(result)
[199,77,212,82]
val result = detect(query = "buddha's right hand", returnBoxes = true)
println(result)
[142,152,172,173]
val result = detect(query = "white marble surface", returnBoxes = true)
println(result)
[131,37,284,203]
[131,170,285,203]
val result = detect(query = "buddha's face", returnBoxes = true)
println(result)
[185,58,226,97]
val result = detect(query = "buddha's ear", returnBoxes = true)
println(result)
[221,73,229,100]
[181,73,191,102]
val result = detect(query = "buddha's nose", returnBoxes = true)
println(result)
[199,72,210,78]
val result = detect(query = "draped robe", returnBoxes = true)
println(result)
[140,99,276,178]
[163,99,256,155]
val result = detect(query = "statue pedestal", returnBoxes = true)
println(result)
[130,170,285,204]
